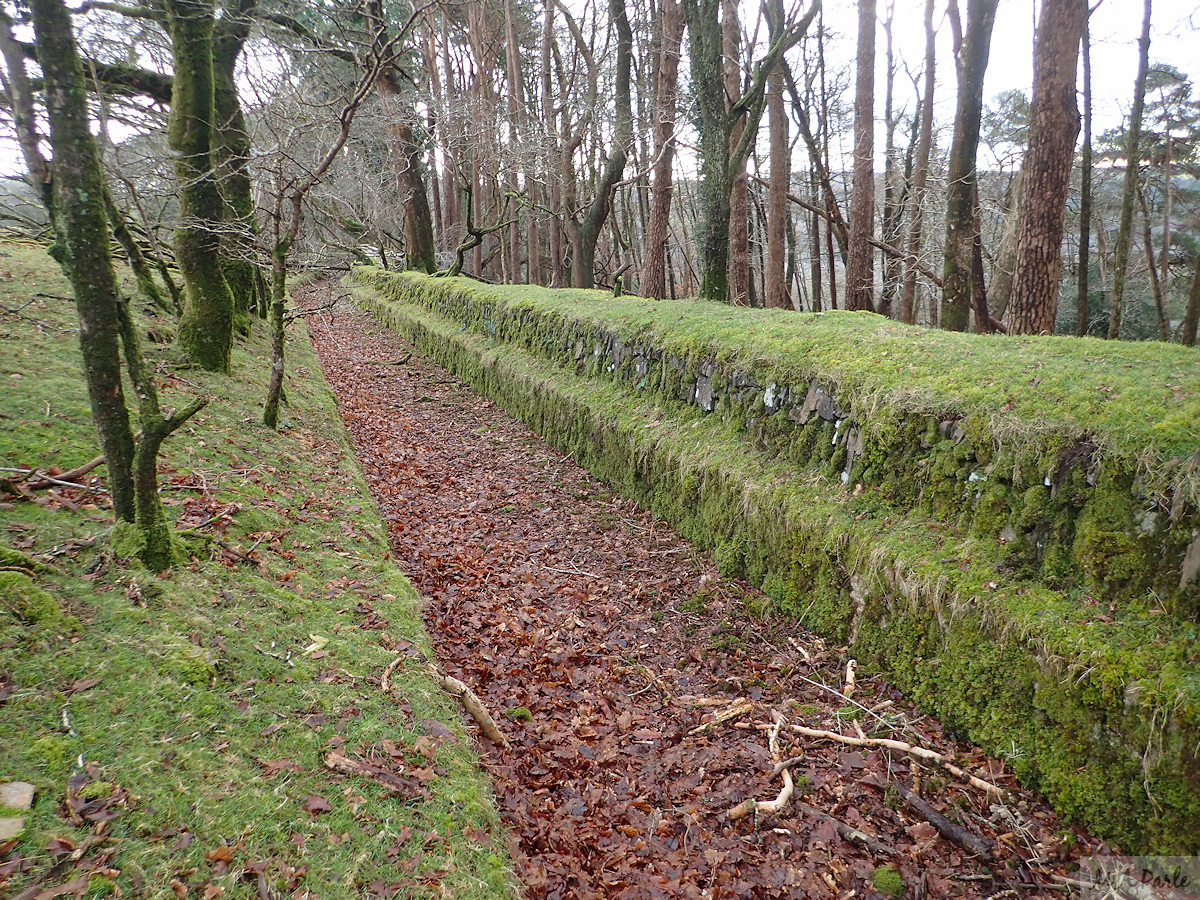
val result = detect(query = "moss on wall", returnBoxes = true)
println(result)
[350,268,1200,854]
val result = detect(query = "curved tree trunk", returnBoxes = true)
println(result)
[168,0,235,373]
[1007,0,1085,335]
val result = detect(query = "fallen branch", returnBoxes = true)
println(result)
[783,724,1003,796]
[891,780,996,861]
[794,799,896,856]
[428,665,509,748]
[689,697,756,735]
[324,749,413,795]
[27,454,105,489]
[380,655,404,694]
[729,711,794,821]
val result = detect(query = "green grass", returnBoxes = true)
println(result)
[0,243,517,898]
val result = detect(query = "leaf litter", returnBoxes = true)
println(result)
[308,293,1125,899]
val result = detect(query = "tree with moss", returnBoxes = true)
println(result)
[164,0,237,371]
[18,0,205,570]
[682,0,819,303]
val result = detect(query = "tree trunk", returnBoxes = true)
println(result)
[28,0,137,525]
[723,0,749,306]
[845,0,876,312]
[640,0,685,299]
[684,0,731,301]
[567,0,632,288]
[1181,253,1200,347]
[212,1,257,329]
[765,19,788,310]
[504,0,526,282]
[1076,9,1092,336]
[377,69,437,274]
[1008,0,1085,335]
[1106,0,1151,340]
[987,166,1023,321]
[1137,183,1171,341]
[940,0,998,331]
[167,0,235,373]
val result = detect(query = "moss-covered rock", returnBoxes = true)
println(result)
[0,571,76,640]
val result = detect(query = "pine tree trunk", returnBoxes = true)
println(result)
[1106,0,1151,340]
[1008,0,1085,335]
[845,0,876,312]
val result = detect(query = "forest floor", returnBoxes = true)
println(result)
[307,287,1125,900]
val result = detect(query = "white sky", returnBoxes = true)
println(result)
[2,1,1194,180]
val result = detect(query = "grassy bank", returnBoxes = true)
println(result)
[350,268,1200,854]
[0,244,517,898]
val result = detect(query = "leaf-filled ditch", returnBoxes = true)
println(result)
[309,292,1114,899]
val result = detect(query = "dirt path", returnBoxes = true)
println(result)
[308,296,1105,899]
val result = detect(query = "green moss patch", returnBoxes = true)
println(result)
[352,267,1200,854]
[0,244,517,898]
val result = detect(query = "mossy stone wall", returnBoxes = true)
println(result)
[349,268,1200,853]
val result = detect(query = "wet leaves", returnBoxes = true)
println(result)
[311,298,1111,898]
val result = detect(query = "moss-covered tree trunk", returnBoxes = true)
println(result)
[684,0,732,302]
[213,0,259,331]
[262,246,288,430]
[28,0,137,525]
[940,0,998,331]
[167,0,235,372]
